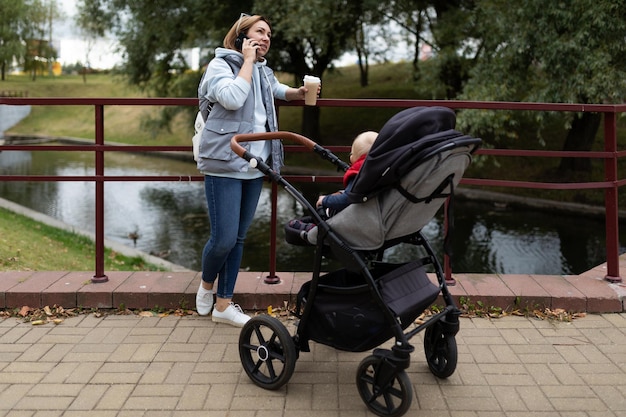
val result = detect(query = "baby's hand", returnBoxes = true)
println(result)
[316,195,325,208]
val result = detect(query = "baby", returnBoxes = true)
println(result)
[316,131,378,214]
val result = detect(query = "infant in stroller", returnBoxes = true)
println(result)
[317,130,378,213]
[286,130,377,243]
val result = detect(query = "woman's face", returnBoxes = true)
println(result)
[245,20,272,58]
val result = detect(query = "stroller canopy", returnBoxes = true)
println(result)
[346,106,458,204]
[307,106,480,250]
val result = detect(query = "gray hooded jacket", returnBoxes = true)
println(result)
[196,48,287,176]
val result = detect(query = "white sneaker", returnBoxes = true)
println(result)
[212,303,250,327]
[196,286,213,316]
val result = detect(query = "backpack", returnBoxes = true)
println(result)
[192,56,239,161]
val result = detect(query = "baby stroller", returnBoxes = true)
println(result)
[231,106,481,417]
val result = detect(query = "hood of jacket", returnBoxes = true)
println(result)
[214,47,269,68]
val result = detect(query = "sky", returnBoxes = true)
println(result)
[54,0,122,68]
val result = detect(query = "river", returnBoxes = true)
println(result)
[0,145,623,274]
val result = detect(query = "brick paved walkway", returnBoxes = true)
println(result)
[1,312,625,416]
[1,254,626,415]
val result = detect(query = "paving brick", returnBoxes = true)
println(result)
[234,271,270,310]
[445,272,469,306]
[77,271,131,309]
[0,271,35,309]
[175,384,210,410]
[532,274,587,312]
[95,384,134,410]
[41,271,93,308]
[456,273,516,310]
[500,274,551,311]
[13,395,75,410]
[5,271,68,308]
[564,274,623,313]
[0,383,33,410]
[67,384,108,410]
[148,271,196,310]
[113,271,164,309]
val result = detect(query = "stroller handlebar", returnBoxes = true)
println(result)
[231,131,317,160]
[231,131,349,172]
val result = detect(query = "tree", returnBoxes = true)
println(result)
[0,0,29,80]
[369,0,477,97]
[255,0,365,140]
[372,0,430,79]
[76,0,365,141]
[458,0,626,176]
[352,0,394,87]
[75,0,255,131]
[0,0,61,81]
[429,0,476,99]
[22,0,61,80]
[76,0,254,93]
[76,0,112,82]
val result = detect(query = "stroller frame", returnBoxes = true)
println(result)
[230,108,480,417]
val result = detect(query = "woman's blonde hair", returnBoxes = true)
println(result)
[223,14,272,51]
[351,131,378,160]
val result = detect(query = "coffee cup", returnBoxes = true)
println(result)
[303,75,321,106]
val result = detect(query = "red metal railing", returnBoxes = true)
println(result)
[1,97,625,283]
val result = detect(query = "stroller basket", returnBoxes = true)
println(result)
[297,261,439,352]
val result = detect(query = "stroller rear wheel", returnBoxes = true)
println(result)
[424,321,458,378]
[239,315,297,390]
[356,354,412,417]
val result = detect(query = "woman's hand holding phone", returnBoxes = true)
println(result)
[241,38,261,62]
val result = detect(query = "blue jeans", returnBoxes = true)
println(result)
[201,175,263,299]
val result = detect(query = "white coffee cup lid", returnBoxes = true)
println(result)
[304,75,321,83]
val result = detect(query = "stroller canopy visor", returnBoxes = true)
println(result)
[347,106,458,203]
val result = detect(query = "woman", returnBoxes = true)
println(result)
[195,14,318,327]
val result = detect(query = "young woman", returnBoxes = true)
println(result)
[195,14,319,327]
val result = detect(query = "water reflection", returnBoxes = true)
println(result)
[0,146,622,274]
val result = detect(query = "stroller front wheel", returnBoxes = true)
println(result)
[424,321,458,378]
[238,315,297,390]
[356,354,412,417]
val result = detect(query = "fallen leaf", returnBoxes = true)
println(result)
[19,306,32,317]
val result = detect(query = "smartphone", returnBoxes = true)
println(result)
[235,32,248,51]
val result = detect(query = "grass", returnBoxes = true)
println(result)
[0,207,163,271]
[3,72,190,145]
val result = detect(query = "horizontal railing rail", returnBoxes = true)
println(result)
[1,97,624,284]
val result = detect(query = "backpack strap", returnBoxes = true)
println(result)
[198,56,241,121]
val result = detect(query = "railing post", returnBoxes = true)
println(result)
[92,104,108,283]
[443,198,456,285]
[265,181,280,284]
[603,111,621,283]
